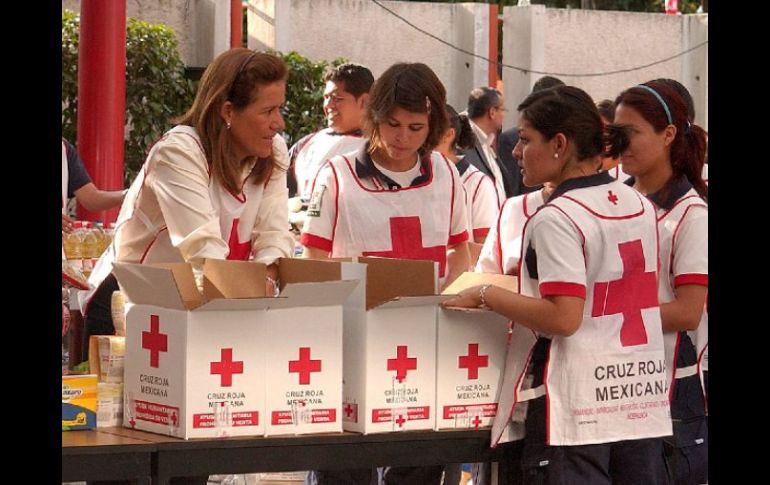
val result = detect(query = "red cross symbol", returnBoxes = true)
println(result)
[395,414,406,428]
[607,190,619,205]
[227,218,251,260]
[472,415,482,428]
[289,347,322,385]
[129,417,136,428]
[142,315,168,368]
[170,411,178,426]
[459,343,489,380]
[210,348,244,387]
[387,346,417,383]
[362,216,447,276]
[592,240,658,347]
[344,403,354,417]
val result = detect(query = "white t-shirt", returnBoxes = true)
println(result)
[292,128,366,199]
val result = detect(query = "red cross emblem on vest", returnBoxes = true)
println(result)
[289,347,322,385]
[458,343,489,380]
[210,348,244,387]
[387,345,417,383]
[142,315,168,368]
[363,216,447,276]
[607,190,619,205]
[227,218,251,260]
[592,240,658,347]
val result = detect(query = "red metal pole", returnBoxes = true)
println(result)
[488,3,499,88]
[231,0,243,48]
[76,0,126,224]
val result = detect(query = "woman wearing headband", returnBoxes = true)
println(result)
[614,80,708,485]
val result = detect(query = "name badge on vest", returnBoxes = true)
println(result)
[307,184,326,218]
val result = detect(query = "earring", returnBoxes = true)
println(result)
[226,121,231,130]
[554,153,559,158]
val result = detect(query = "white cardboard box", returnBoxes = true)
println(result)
[339,257,450,434]
[115,260,354,439]
[436,272,518,429]
[263,259,357,436]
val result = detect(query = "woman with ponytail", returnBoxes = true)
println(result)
[613,79,708,485]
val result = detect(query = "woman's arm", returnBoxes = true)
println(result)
[443,285,584,336]
[444,240,471,289]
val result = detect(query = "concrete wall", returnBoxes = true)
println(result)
[248,0,494,111]
[502,6,708,129]
[61,0,231,67]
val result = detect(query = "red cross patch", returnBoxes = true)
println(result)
[363,216,447,277]
[592,240,658,347]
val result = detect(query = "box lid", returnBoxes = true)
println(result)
[277,257,343,285]
[113,260,268,311]
[374,294,454,309]
[359,257,438,309]
[202,259,266,299]
[112,262,203,310]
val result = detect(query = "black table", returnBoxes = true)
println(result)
[67,427,518,484]
[62,429,155,484]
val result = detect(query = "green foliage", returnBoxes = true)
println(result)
[61,10,79,145]
[62,10,196,187]
[274,51,347,148]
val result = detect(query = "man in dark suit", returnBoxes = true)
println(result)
[461,87,514,202]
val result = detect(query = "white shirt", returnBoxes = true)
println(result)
[85,127,294,305]
[469,119,506,204]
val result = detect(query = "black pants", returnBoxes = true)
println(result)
[82,273,119,359]
[664,334,708,485]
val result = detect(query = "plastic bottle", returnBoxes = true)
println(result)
[63,221,84,271]
[81,221,99,277]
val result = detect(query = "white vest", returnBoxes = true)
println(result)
[492,181,671,446]
[327,152,459,280]
[657,191,708,401]
[495,190,544,275]
[294,129,366,199]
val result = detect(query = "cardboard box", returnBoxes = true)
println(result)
[115,259,355,439]
[263,259,356,436]
[436,273,518,429]
[62,374,97,431]
[89,335,125,383]
[339,257,450,434]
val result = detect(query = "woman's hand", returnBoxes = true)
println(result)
[442,285,484,309]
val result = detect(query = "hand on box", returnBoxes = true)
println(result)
[441,285,485,309]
